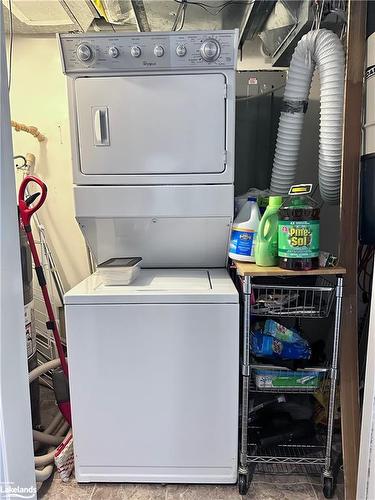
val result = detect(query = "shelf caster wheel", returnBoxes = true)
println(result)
[239,473,249,496]
[323,476,334,499]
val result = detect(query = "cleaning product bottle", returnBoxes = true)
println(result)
[255,195,283,267]
[229,197,261,262]
[278,184,320,271]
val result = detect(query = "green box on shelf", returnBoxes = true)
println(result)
[252,365,326,390]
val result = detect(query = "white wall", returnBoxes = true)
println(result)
[9,35,90,291]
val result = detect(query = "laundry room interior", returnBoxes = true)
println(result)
[0,1,374,499]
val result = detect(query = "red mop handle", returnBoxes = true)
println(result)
[18,175,47,227]
[18,176,69,378]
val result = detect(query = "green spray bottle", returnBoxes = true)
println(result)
[255,196,283,267]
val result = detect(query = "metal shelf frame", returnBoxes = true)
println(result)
[236,268,344,496]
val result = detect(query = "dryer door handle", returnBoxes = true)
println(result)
[93,107,110,146]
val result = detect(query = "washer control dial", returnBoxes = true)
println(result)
[76,43,93,62]
[154,45,164,57]
[200,39,221,61]
[108,46,119,58]
[176,44,187,57]
[131,45,141,58]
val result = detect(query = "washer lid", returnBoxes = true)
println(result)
[64,269,238,304]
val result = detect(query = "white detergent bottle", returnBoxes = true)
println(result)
[229,196,261,262]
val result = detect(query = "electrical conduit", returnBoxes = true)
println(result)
[270,29,345,204]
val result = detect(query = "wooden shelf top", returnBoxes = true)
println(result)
[234,262,346,277]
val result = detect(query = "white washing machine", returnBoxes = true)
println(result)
[59,30,239,484]
[65,269,239,483]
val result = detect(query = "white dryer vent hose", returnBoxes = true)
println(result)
[270,29,345,204]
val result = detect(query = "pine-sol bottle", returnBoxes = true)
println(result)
[277,185,320,271]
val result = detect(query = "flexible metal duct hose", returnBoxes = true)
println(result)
[35,463,54,482]
[270,29,345,204]
[29,359,71,482]
[33,424,69,446]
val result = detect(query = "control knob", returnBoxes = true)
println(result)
[131,46,141,58]
[200,39,221,61]
[176,44,187,57]
[108,46,119,58]
[76,43,93,62]
[154,45,164,57]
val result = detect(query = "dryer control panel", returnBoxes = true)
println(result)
[58,30,238,73]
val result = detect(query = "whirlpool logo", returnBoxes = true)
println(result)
[0,482,37,498]
[143,61,156,66]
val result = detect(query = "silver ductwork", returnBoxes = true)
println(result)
[270,28,345,205]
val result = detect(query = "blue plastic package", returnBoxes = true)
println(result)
[251,320,311,360]
[263,319,305,343]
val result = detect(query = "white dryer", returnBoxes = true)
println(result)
[58,30,238,268]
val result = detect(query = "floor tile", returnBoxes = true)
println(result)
[38,478,95,499]
[166,484,240,500]
[246,478,317,500]
[253,473,316,485]
[38,474,341,499]
[92,483,167,500]
[311,482,344,500]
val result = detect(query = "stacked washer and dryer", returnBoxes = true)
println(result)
[58,31,239,484]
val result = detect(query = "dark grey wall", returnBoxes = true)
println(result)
[235,70,286,195]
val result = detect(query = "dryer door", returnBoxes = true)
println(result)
[74,73,227,178]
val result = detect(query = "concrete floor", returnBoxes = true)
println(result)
[37,388,344,500]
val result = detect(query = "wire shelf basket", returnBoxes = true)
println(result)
[253,462,323,476]
[247,441,326,467]
[250,277,335,318]
[250,365,329,394]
